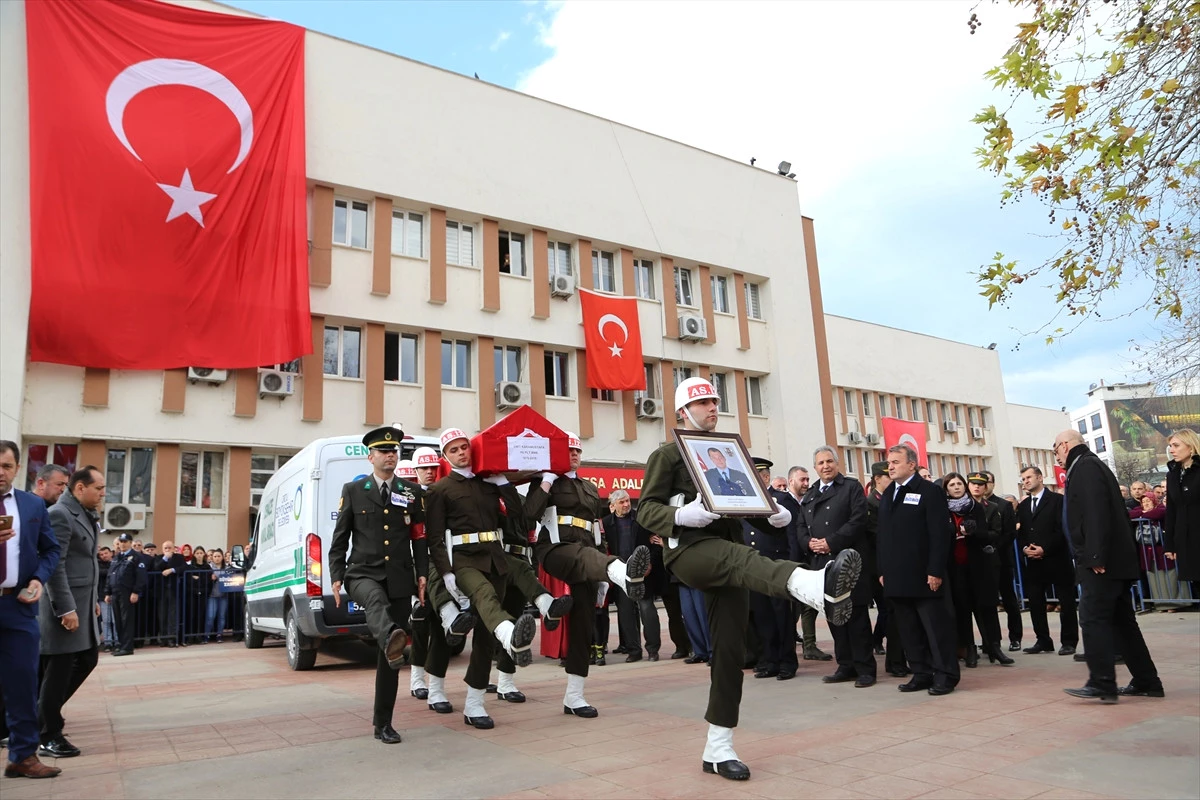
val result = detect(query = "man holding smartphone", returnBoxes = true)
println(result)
[0,439,64,779]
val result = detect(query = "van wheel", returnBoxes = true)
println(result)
[243,604,265,649]
[285,608,317,670]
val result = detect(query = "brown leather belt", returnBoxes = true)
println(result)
[0,587,17,596]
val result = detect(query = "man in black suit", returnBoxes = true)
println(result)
[798,447,874,687]
[983,471,1024,651]
[877,444,959,696]
[1017,466,1078,655]
[1055,430,1163,702]
[703,448,753,498]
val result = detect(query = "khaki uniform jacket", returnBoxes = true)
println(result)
[636,440,772,566]
[524,475,607,550]
[425,472,509,578]
[328,475,428,599]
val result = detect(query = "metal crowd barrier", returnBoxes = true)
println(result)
[104,568,245,649]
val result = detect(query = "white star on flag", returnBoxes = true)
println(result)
[156,169,217,226]
[609,342,623,357]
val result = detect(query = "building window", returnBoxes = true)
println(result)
[843,389,855,415]
[926,401,936,422]
[548,240,572,277]
[744,282,763,320]
[1076,419,1088,435]
[674,267,694,307]
[711,275,730,313]
[940,403,950,424]
[878,394,890,417]
[23,443,79,492]
[275,359,301,374]
[955,456,966,474]
[711,373,730,413]
[179,450,224,510]
[1095,435,1107,453]
[862,392,872,417]
[590,388,616,402]
[1090,413,1103,431]
[441,339,472,388]
[105,447,154,506]
[333,198,368,248]
[323,325,361,378]
[954,405,964,425]
[672,366,694,388]
[250,453,292,509]
[642,364,659,398]
[591,250,616,293]
[746,376,763,415]
[895,398,905,420]
[390,209,424,258]
[633,259,655,299]
[384,331,419,383]
[969,456,979,472]
[494,345,521,382]
[981,408,991,429]
[842,448,855,473]
[445,220,475,266]
[498,230,526,276]
[545,350,570,397]
[911,398,922,421]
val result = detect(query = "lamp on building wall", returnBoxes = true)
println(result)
[777,161,792,175]
[987,343,997,350]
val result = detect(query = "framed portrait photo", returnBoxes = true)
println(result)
[672,429,779,517]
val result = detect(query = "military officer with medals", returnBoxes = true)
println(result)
[637,378,862,781]
[524,432,652,718]
[425,427,538,729]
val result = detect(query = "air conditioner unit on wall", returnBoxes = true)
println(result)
[943,421,958,433]
[259,370,295,398]
[495,381,530,410]
[864,433,881,446]
[847,431,864,444]
[678,313,707,341]
[188,367,228,384]
[636,395,663,419]
[105,503,147,531]
[970,426,984,440]
[550,274,575,297]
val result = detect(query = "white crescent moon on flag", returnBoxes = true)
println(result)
[106,58,254,174]
[597,313,628,344]
[898,433,920,452]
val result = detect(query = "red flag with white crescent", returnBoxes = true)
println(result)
[881,417,929,468]
[579,289,645,391]
[25,0,309,369]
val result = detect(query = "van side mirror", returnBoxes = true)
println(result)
[230,544,246,568]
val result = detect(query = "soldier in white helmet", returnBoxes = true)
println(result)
[525,431,652,718]
[637,378,862,781]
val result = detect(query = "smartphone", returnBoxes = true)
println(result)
[0,515,12,533]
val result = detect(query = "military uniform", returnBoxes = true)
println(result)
[743,483,798,679]
[105,539,146,655]
[328,427,429,741]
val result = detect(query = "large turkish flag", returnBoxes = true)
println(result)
[881,417,929,468]
[579,290,645,391]
[25,0,309,369]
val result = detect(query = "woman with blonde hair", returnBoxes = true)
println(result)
[1164,429,1200,588]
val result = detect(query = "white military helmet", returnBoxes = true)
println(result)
[439,428,469,451]
[674,377,719,412]
[565,431,582,451]
[413,447,440,468]
[394,460,417,480]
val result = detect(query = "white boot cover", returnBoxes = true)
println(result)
[786,566,826,614]
[464,686,487,718]
[497,670,518,695]
[702,724,739,763]
[427,675,448,706]
[563,673,590,709]
[410,665,427,693]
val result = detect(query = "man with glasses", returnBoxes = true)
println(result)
[1054,430,1164,703]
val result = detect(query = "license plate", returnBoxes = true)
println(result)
[348,601,363,614]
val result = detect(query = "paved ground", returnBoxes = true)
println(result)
[5,609,1198,799]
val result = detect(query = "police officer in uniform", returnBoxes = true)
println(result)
[104,533,146,656]
[425,427,539,729]
[637,378,861,781]
[745,457,799,681]
[983,470,1024,651]
[329,426,427,744]
[524,432,652,718]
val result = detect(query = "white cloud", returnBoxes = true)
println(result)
[490,30,512,52]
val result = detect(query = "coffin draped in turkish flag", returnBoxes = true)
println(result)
[470,405,571,477]
[25,0,309,369]
[579,289,646,391]
[880,417,929,468]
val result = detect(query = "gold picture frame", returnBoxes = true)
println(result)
[671,429,779,517]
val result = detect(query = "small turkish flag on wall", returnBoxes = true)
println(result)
[579,290,645,391]
[25,0,309,369]
[881,417,929,468]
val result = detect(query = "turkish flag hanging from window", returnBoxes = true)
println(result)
[881,417,929,469]
[579,289,645,391]
[25,0,309,369]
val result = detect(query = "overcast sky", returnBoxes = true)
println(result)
[228,0,1156,411]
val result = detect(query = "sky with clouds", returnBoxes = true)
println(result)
[226,0,1158,411]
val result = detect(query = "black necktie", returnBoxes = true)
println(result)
[1032,496,1038,514]
[820,484,829,494]
[380,481,389,503]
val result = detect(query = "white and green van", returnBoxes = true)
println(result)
[243,433,438,669]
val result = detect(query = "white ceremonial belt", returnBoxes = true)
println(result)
[557,515,601,546]
[451,530,501,546]
[504,543,529,557]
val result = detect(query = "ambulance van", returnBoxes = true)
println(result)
[243,433,438,669]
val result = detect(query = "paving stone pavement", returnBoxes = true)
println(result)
[3,609,1196,799]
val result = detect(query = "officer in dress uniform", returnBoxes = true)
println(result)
[637,378,862,782]
[524,432,652,719]
[425,427,538,730]
[744,457,800,681]
[104,533,146,657]
[328,426,427,744]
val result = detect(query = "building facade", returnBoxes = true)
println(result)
[0,0,834,550]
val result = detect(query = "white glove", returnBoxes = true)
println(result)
[768,505,793,528]
[541,473,559,485]
[674,497,719,528]
[483,474,509,486]
[595,582,609,608]
[443,573,470,610]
